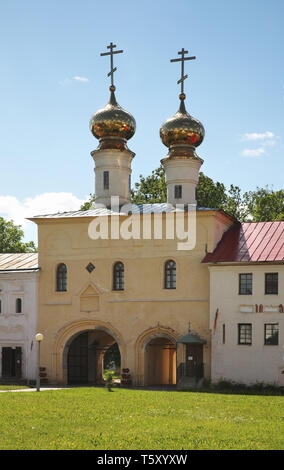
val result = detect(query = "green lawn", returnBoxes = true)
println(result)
[0,385,29,391]
[0,387,283,450]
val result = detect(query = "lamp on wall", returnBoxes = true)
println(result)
[35,333,44,392]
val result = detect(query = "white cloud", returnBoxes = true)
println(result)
[0,192,85,228]
[59,76,89,86]
[241,131,275,141]
[73,76,89,83]
[241,148,265,157]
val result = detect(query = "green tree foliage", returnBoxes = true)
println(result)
[104,343,121,369]
[0,217,37,253]
[80,193,96,211]
[131,165,167,204]
[244,187,284,222]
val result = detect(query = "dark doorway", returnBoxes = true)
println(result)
[2,347,22,378]
[67,332,89,384]
[66,330,120,385]
[185,344,203,378]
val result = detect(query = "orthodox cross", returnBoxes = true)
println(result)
[170,48,196,95]
[100,42,123,88]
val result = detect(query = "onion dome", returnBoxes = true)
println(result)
[90,85,136,150]
[160,93,204,156]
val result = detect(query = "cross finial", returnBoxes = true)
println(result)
[170,48,196,97]
[100,42,123,90]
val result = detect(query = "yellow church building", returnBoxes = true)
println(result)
[28,44,238,388]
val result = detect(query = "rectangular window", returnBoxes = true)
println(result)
[103,171,109,190]
[238,323,252,345]
[174,185,182,199]
[239,273,252,295]
[264,324,279,345]
[222,324,225,344]
[265,273,278,295]
[129,175,131,192]
[16,298,22,314]
[0,299,2,314]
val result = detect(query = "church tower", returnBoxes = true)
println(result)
[90,43,136,207]
[160,48,204,206]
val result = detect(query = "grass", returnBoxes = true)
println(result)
[0,387,283,450]
[0,385,29,391]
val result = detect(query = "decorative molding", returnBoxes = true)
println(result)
[108,298,208,303]
[44,302,72,305]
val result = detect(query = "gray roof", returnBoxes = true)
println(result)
[0,253,39,271]
[29,204,220,220]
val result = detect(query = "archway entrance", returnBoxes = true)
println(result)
[66,330,121,385]
[145,337,176,386]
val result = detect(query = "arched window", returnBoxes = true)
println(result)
[165,260,176,289]
[16,298,22,313]
[56,263,67,292]
[113,262,124,291]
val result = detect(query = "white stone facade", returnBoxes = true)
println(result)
[209,264,284,386]
[0,271,39,383]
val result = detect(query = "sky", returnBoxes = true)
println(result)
[0,0,283,243]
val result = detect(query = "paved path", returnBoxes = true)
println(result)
[0,387,69,393]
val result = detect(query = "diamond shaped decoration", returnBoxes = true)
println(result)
[86,262,95,273]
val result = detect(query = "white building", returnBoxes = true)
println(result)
[0,253,39,384]
[204,221,284,386]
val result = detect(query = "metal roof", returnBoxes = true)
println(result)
[203,221,284,263]
[177,330,207,344]
[29,205,224,219]
[0,253,39,271]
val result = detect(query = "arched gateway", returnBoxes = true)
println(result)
[53,320,125,385]
[135,326,179,386]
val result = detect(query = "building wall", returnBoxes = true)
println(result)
[34,209,233,385]
[209,264,284,385]
[0,272,38,381]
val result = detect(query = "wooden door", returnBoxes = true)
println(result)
[67,333,89,384]
[185,344,203,378]
[2,347,21,377]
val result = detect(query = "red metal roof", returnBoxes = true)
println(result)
[202,221,284,263]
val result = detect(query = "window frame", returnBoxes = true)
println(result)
[103,171,109,190]
[56,263,67,292]
[265,273,278,295]
[264,323,279,346]
[15,297,23,314]
[164,260,176,290]
[174,185,182,200]
[239,273,253,295]
[222,324,226,344]
[238,323,252,346]
[113,262,125,291]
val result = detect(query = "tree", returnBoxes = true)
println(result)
[80,193,96,211]
[244,187,284,222]
[0,217,37,253]
[104,343,121,369]
[131,165,167,204]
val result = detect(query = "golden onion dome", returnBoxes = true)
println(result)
[90,86,136,143]
[160,94,204,149]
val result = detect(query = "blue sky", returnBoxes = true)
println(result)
[0,0,283,243]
